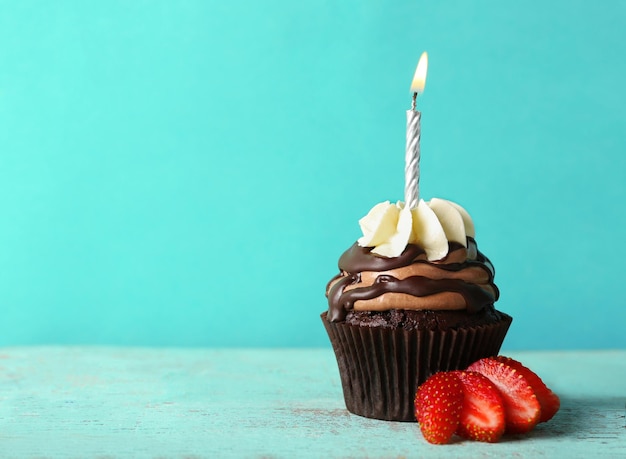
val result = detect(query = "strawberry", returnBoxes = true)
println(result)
[495,356,560,422]
[452,371,506,442]
[468,357,541,433]
[414,372,463,444]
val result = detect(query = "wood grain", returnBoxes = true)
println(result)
[0,348,624,458]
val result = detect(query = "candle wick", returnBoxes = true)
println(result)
[411,92,418,110]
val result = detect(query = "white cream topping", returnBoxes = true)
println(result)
[357,198,475,260]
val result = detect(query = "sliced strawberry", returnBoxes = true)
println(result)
[414,372,463,444]
[468,357,541,433]
[495,356,560,422]
[452,371,506,442]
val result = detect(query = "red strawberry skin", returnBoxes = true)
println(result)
[452,371,506,443]
[495,356,560,422]
[414,372,464,444]
[468,357,541,433]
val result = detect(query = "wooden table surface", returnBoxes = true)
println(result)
[0,347,624,458]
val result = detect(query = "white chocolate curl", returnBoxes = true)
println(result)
[357,199,475,260]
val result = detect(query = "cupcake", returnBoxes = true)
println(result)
[321,198,512,421]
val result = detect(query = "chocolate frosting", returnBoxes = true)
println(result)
[326,238,499,322]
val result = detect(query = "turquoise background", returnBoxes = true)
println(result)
[0,1,624,350]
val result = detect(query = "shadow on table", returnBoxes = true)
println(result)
[506,395,626,442]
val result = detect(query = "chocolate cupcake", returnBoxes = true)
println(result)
[322,199,512,421]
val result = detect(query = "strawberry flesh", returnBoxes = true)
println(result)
[452,370,505,442]
[495,356,560,422]
[414,372,464,444]
[468,357,541,433]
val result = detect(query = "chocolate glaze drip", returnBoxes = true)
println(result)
[338,243,426,272]
[327,238,499,322]
[327,275,359,321]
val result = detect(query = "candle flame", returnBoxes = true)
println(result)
[410,52,428,94]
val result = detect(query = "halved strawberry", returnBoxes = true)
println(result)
[495,356,560,422]
[452,371,506,442]
[414,372,463,444]
[468,357,541,433]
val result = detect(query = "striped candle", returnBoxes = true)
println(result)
[404,52,428,210]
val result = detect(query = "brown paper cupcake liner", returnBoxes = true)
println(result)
[321,311,512,422]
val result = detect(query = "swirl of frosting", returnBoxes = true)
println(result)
[326,238,498,322]
[357,198,475,260]
[326,199,498,322]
